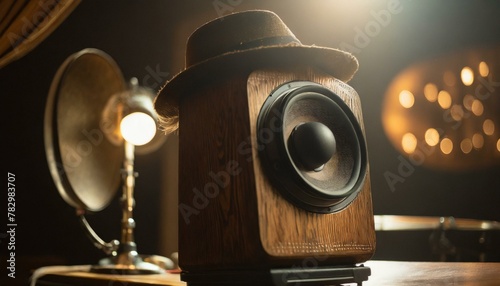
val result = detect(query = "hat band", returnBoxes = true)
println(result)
[229,35,300,53]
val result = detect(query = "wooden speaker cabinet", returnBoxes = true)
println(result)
[176,66,375,285]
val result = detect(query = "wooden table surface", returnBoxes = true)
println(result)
[33,260,500,286]
[362,260,500,285]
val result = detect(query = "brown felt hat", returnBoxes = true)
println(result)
[154,10,359,132]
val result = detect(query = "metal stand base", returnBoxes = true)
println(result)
[90,253,174,275]
[181,264,370,285]
[90,264,162,275]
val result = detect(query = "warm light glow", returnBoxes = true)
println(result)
[460,66,474,86]
[479,61,489,77]
[460,138,473,154]
[443,71,456,86]
[399,90,415,108]
[450,105,464,121]
[424,83,438,102]
[381,46,498,171]
[497,139,500,152]
[438,90,452,109]
[425,128,440,146]
[402,133,417,154]
[463,94,475,110]
[483,119,495,136]
[440,138,453,154]
[472,133,484,149]
[471,100,484,116]
[120,112,157,146]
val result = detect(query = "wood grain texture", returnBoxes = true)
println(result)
[177,67,375,271]
[247,68,375,263]
[178,74,265,270]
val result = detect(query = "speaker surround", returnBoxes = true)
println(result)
[257,81,368,213]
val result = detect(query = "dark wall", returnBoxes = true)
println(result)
[1,0,500,284]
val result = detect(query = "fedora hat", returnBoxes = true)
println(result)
[154,10,359,132]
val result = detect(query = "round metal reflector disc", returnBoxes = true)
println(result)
[44,48,126,211]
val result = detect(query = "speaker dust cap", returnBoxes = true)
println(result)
[44,48,127,212]
[257,81,368,213]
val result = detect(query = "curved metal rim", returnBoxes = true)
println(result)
[374,215,500,231]
[44,48,126,211]
[256,81,368,213]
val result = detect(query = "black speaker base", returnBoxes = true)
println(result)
[181,264,370,285]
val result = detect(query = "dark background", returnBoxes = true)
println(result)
[2,0,500,284]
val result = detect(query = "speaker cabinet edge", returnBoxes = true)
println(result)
[247,67,376,263]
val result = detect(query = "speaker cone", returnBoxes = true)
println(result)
[257,81,367,213]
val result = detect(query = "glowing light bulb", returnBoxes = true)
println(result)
[440,138,453,155]
[402,133,417,154]
[438,90,452,109]
[425,128,440,146]
[399,90,414,108]
[483,119,495,136]
[460,66,474,86]
[479,61,489,77]
[471,100,484,116]
[424,83,438,102]
[120,112,157,146]
[472,133,484,149]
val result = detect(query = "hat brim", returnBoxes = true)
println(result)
[154,45,359,128]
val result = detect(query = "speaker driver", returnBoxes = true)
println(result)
[257,81,367,213]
